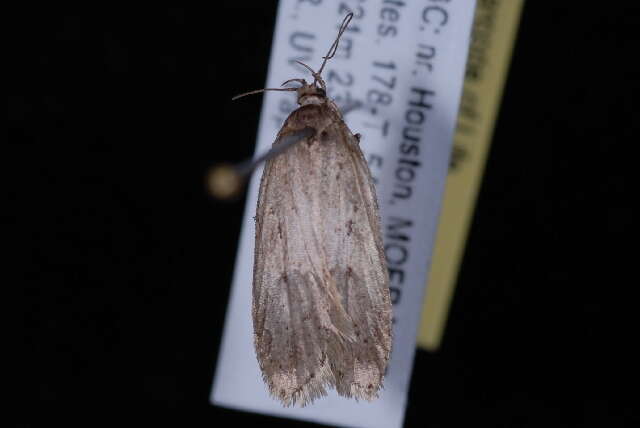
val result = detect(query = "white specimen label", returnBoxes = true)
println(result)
[212,1,476,427]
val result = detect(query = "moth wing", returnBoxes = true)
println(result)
[253,129,356,407]
[253,116,391,406]
[319,120,392,401]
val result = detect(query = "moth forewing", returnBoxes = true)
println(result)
[243,13,392,407]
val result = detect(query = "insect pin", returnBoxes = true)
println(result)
[210,13,392,407]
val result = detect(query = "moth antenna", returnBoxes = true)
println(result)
[291,13,353,90]
[293,61,326,91]
[232,87,297,101]
[207,127,315,200]
[281,78,307,87]
[294,60,316,76]
[315,13,353,78]
[234,78,307,101]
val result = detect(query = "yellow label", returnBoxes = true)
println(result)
[418,0,525,351]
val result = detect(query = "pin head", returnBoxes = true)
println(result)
[207,164,243,200]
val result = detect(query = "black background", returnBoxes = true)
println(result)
[12,2,636,427]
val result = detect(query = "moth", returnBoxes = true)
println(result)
[234,13,392,407]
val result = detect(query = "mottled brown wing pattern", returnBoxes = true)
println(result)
[252,103,392,406]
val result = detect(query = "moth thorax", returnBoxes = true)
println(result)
[296,84,327,106]
[298,94,326,106]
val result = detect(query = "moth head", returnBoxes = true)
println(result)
[289,78,327,106]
